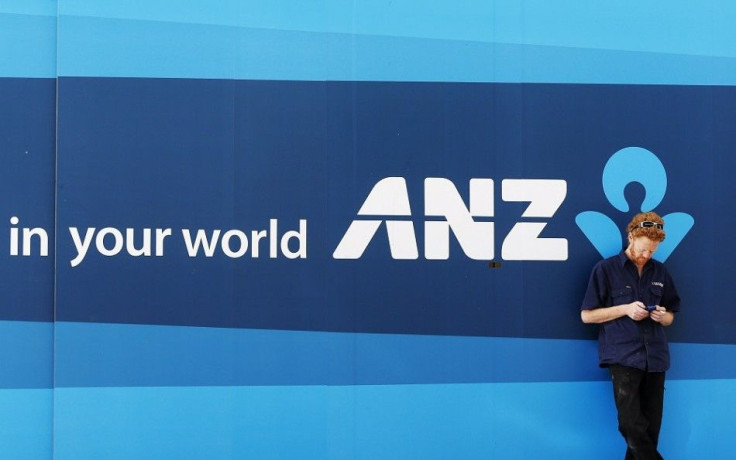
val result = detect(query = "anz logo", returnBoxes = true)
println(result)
[333,177,568,261]
[576,146,694,262]
[333,147,694,262]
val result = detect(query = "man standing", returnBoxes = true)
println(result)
[581,212,680,460]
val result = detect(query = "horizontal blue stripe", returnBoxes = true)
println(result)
[0,0,56,16]
[5,1,736,81]
[0,321,53,389]
[54,322,736,388]
[56,15,736,84]
[52,382,620,460]
[0,389,53,459]
[0,13,57,78]
[57,0,736,59]
[53,322,605,387]
[52,379,736,459]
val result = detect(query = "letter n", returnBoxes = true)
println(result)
[424,178,494,260]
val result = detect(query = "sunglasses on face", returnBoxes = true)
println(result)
[638,221,664,229]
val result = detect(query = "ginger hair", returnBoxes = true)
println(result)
[627,212,665,242]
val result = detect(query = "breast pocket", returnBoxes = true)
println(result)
[611,286,634,305]
[649,285,663,306]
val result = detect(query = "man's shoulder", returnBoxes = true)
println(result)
[593,253,624,271]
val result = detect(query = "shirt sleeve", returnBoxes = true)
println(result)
[581,262,607,311]
[662,268,681,313]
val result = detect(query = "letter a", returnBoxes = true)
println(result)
[333,177,418,259]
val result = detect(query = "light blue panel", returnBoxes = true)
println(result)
[54,381,622,460]
[348,381,620,459]
[57,0,736,58]
[55,385,331,460]
[53,379,736,460]
[0,389,53,460]
[0,321,53,389]
[510,1,736,58]
[0,0,56,16]
[0,13,57,77]
[56,14,736,83]
[56,15,240,79]
[659,379,736,459]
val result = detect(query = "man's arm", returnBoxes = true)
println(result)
[581,301,651,324]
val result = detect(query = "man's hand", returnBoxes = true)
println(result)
[582,302,674,325]
[626,301,650,321]
[650,306,673,326]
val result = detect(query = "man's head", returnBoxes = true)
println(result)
[626,212,666,266]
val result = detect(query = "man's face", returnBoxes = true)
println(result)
[628,235,660,266]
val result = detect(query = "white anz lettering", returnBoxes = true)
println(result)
[424,178,494,260]
[333,177,568,261]
[332,177,418,259]
[501,179,568,261]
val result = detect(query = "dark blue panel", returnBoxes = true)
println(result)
[0,78,55,322]
[56,78,734,343]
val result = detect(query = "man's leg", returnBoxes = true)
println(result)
[609,365,664,460]
[640,371,666,449]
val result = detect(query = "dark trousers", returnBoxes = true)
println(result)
[609,365,666,460]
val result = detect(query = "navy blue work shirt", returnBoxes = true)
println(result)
[581,251,681,372]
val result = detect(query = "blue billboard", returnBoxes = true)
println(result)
[3,1,736,459]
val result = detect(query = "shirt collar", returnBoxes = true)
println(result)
[618,249,654,272]
[616,250,629,267]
